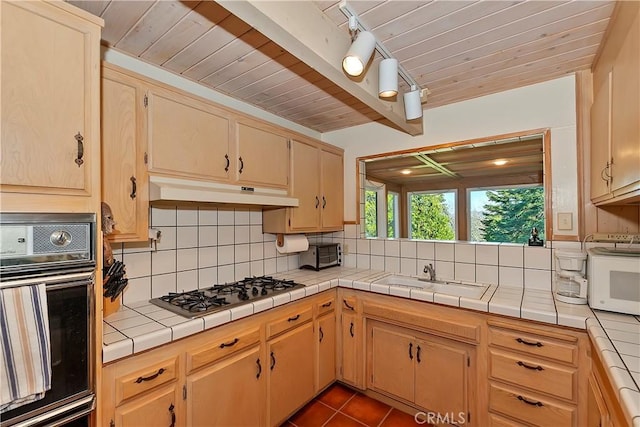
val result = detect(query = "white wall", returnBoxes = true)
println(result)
[322,75,579,237]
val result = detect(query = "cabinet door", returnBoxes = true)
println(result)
[147,88,230,181]
[235,122,289,189]
[317,313,336,391]
[102,67,149,242]
[1,1,98,195]
[187,346,263,427]
[289,139,322,231]
[341,311,360,386]
[590,71,612,200]
[369,325,414,402]
[610,11,640,195]
[320,149,344,230]
[268,322,315,426]
[587,373,610,427]
[115,384,181,427]
[415,338,469,418]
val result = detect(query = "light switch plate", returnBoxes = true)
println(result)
[557,212,573,230]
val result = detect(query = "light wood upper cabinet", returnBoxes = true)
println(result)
[262,139,344,233]
[186,346,263,427]
[590,1,640,204]
[101,65,149,242]
[147,87,230,181]
[320,148,344,230]
[235,121,289,189]
[0,0,102,210]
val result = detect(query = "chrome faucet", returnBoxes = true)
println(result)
[423,263,436,282]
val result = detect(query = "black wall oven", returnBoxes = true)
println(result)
[0,213,96,427]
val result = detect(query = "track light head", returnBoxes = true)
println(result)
[403,85,423,120]
[342,31,376,77]
[378,58,398,97]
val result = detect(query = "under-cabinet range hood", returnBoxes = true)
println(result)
[149,175,299,207]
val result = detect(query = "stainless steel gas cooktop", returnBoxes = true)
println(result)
[149,276,304,318]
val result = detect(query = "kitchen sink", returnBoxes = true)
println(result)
[374,275,489,299]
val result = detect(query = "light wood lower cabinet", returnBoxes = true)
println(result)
[115,384,181,427]
[368,321,472,420]
[317,312,337,391]
[186,346,263,426]
[267,322,315,426]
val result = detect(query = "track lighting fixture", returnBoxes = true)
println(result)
[342,30,376,77]
[378,58,398,97]
[403,85,423,120]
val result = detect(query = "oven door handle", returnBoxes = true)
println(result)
[11,394,95,427]
[0,271,94,290]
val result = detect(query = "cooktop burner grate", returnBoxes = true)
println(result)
[149,276,304,318]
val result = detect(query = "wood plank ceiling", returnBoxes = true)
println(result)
[69,0,616,134]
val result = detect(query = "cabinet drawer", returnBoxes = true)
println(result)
[317,297,335,316]
[488,326,577,365]
[115,357,179,405]
[489,413,528,427]
[187,327,260,374]
[342,297,357,313]
[489,382,575,426]
[489,349,576,401]
[267,307,312,338]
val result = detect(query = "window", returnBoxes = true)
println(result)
[468,185,544,244]
[408,191,456,240]
[387,192,399,238]
[365,181,387,238]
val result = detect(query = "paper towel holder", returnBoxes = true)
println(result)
[276,233,285,247]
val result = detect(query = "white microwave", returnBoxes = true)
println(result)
[588,247,640,315]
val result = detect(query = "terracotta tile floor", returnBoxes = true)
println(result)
[285,383,429,427]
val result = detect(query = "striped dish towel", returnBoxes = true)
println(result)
[0,283,51,413]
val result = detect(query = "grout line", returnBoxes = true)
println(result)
[376,407,393,427]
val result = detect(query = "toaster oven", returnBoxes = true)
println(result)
[299,243,341,271]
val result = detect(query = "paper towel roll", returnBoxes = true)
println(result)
[276,234,309,254]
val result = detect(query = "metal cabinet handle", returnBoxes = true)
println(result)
[219,337,239,348]
[416,345,421,363]
[322,196,326,209]
[130,176,137,199]
[74,132,84,167]
[135,368,165,383]
[315,196,320,209]
[256,358,262,379]
[409,343,413,360]
[319,327,324,343]
[321,301,332,308]
[515,337,543,347]
[224,154,230,172]
[349,322,354,338]
[287,314,300,322]
[517,395,543,407]
[239,156,244,174]
[270,351,276,370]
[343,300,355,311]
[517,361,544,371]
[168,403,176,427]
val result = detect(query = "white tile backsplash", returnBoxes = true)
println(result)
[400,240,417,258]
[177,208,198,226]
[455,243,475,264]
[151,273,177,297]
[218,209,235,226]
[177,248,198,271]
[435,242,454,261]
[371,240,385,256]
[151,206,176,227]
[198,208,217,226]
[476,243,499,265]
[198,246,217,268]
[417,241,434,260]
[151,250,176,275]
[385,240,400,257]
[198,226,217,247]
[499,244,524,267]
[156,227,177,250]
[455,263,475,282]
[123,252,151,279]
[499,266,524,287]
[525,246,552,270]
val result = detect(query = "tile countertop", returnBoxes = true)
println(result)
[103,267,639,426]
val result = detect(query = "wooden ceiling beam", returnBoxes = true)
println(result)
[215,0,423,136]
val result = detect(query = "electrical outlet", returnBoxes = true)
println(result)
[592,233,640,243]
[343,244,350,255]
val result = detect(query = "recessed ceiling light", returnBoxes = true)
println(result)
[401,169,411,175]
[493,159,508,166]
